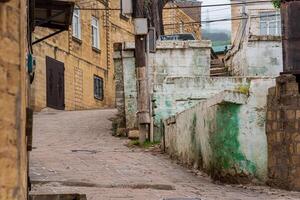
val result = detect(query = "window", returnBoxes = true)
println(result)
[94,75,103,100]
[92,16,100,49]
[72,6,81,39]
[260,11,281,36]
[120,0,130,19]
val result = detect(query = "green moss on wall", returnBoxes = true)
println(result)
[210,103,256,183]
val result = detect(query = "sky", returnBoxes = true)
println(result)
[199,0,232,32]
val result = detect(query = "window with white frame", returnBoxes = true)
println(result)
[91,16,100,49]
[260,11,281,36]
[72,6,81,39]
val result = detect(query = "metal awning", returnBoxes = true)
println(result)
[33,0,74,30]
[29,0,74,46]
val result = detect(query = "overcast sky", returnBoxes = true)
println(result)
[199,0,231,31]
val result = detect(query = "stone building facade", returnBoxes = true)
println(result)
[163,1,202,39]
[31,0,135,111]
[0,0,29,199]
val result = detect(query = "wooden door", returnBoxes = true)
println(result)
[46,56,65,110]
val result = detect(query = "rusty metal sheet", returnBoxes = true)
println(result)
[281,1,300,74]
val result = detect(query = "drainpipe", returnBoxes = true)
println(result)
[146,33,154,142]
[241,0,247,27]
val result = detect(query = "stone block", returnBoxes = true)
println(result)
[272,122,278,131]
[286,83,299,93]
[291,155,300,166]
[286,110,296,120]
[296,111,300,120]
[289,121,297,131]
[128,130,139,139]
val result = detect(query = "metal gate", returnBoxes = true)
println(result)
[281,1,300,74]
[46,56,65,110]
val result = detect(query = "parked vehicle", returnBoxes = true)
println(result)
[159,33,196,41]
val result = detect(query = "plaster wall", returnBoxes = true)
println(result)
[164,77,276,182]
[230,38,283,76]
[114,41,212,131]
[228,1,283,77]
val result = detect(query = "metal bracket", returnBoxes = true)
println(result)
[32,29,65,45]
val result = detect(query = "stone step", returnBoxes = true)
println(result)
[211,59,223,65]
[29,194,87,200]
[210,72,229,77]
[211,64,225,69]
[210,67,228,74]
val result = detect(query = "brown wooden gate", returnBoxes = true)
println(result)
[46,56,65,110]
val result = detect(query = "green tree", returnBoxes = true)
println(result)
[272,0,281,8]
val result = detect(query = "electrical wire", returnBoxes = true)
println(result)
[75,0,273,11]
[163,13,281,26]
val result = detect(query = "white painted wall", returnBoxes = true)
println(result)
[164,77,276,182]
[228,1,283,76]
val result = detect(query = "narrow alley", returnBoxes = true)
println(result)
[30,109,300,200]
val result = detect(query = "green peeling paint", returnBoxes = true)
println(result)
[210,104,256,178]
[190,113,202,166]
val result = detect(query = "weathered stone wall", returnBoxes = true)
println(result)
[164,78,275,183]
[114,41,212,133]
[114,44,137,130]
[0,0,28,199]
[267,74,300,191]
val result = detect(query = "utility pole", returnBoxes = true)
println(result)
[133,0,150,144]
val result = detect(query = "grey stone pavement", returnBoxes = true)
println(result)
[30,109,300,200]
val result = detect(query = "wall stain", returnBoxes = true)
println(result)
[209,103,257,183]
[189,113,203,168]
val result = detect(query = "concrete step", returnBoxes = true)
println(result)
[211,64,225,69]
[210,72,229,77]
[211,59,223,65]
[210,67,228,74]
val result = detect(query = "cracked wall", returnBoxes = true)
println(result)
[164,78,275,183]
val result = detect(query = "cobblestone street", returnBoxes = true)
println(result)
[30,109,300,200]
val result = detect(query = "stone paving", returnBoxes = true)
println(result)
[30,109,300,200]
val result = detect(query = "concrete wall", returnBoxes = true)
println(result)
[113,40,212,132]
[0,0,28,199]
[164,77,276,182]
